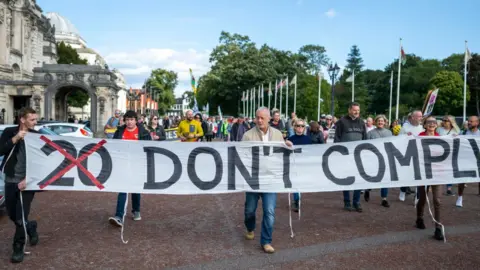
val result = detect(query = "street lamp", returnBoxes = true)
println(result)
[328,63,341,116]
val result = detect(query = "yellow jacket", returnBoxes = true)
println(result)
[177,119,204,142]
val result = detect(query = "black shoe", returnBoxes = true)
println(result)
[434,228,444,241]
[381,200,390,208]
[364,191,370,202]
[416,218,426,229]
[446,190,455,196]
[292,201,299,213]
[344,202,352,211]
[27,221,39,246]
[11,243,24,263]
[353,203,363,212]
[406,187,415,194]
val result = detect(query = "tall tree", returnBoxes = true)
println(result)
[430,71,467,115]
[298,45,330,74]
[346,45,364,73]
[146,69,178,115]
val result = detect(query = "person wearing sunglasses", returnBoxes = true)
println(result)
[286,118,312,212]
[415,116,444,241]
[147,115,166,141]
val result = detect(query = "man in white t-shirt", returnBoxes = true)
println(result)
[398,110,424,201]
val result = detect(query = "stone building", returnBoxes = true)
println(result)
[0,0,124,132]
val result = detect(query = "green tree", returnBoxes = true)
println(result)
[298,45,330,74]
[56,41,88,65]
[182,90,195,108]
[466,54,480,115]
[346,45,364,73]
[146,69,178,115]
[442,54,463,73]
[56,41,90,108]
[430,71,468,115]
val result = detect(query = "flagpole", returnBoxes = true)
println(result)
[257,86,260,109]
[389,70,393,124]
[286,75,289,119]
[463,40,468,123]
[280,80,283,117]
[317,72,322,121]
[274,79,278,110]
[395,38,402,120]
[243,92,245,116]
[262,84,265,106]
[293,74,297,113]
[268,82,271,110]
[352,70,355,102]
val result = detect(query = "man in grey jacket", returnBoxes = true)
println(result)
[334,102,367,212]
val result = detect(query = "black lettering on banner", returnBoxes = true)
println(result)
[452,138,476,178]
[187,147,223,190]
[322,145,355,185]
[38,140,77,187]
[273,147,302,188]
[263,146,270,156]
[421,138,450,179]
[353,143,385,182]
[384,139,421,181]
[467,139,480,176]
[77,143,112,185]
[228,146,260,190]
[143,147,182,189]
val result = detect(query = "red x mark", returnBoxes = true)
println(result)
[39,135,107,190]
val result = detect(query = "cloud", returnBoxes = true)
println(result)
[104,48,211,97]
[325,8,336,18]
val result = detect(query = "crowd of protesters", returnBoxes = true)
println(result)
[2,104,480,263]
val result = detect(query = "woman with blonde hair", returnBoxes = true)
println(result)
[437,115,459,196]
[437,115,459,136]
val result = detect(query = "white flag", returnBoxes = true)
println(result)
[465,47,472,63]
[346,72,354,83]
[290,74,297,86]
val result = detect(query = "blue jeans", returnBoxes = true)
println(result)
[115,193,141,217]
[293,193,300,201]
[343,190,361,205]
[380,188,388,198]
[244,192,276,245]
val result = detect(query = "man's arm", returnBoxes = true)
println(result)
[196,122,204,138]
[104,117,114,129]
[333,120,343,143]
[0,128,19,156]
[177,124,186,140]
[158,126,166,141]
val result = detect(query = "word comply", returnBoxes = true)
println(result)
[25,134,480,194]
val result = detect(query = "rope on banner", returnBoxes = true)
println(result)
[120,193,129,244]
[19,192,31,255]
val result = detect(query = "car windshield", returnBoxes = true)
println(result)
[83,126,93,133]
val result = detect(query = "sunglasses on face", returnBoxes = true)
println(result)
[425,120,437,125]
[295,125,305,128]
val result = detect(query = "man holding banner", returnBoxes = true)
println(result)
[0,107,40,263]
[242,107,292,254]
[109,111,151,227]
[177,110,204,142]
[334,102,367,212]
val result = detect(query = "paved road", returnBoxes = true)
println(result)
[1,186,479,269]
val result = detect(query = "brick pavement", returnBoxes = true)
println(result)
[0,186,479,269]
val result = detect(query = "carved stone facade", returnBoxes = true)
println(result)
[0,64,120,132]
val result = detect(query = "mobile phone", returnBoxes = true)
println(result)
[189,124,195,133]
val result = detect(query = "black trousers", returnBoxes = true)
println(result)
[5,182,36,245]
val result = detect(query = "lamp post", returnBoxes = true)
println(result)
[328,63,340,117]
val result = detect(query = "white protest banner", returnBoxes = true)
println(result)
[25,134,480,194]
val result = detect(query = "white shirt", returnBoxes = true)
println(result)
[261,128,270,142]
[399,121,424,136]
[366,126,376,132]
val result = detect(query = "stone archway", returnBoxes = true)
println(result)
[44,82,98,132]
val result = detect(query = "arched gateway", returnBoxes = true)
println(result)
[31,64,121,133]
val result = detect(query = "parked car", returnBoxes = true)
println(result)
[34,123,93,138]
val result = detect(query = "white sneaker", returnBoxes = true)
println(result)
[133,211,142,221]
[399,191,406,201]
[456,196,463,207]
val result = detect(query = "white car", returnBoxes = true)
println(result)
[35,123,93,138]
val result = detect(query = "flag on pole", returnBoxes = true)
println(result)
[192,97,199,114]
[189,68,197,95]
[218,106,223,120]
[465,47,472,63]
[346,73,354,82]
[290,74,297,86]
[400,47,406,66]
